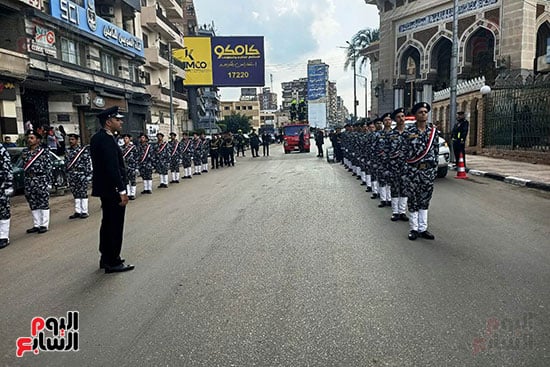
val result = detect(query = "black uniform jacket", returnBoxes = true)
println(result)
[90,128,128,197]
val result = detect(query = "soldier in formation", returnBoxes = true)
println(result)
[154,132,170,188]
[180,132,194,179]
[138,133,154,194]
[200,133,210,173]
[121,133,139,199]
[192,133,203,175]
[65,133,92,219]
[168,132,182,183]
[340,102,439,241]
[387,108,409,222]
[22,130,53,234]
[403,102,438,241]
[210,134,222,169]
[0,142,13,248]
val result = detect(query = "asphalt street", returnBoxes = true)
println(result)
[1,143,549,367]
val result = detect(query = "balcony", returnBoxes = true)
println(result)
[146,84,187,106]
[0,49,28,79]
[141,6,183,45]
[144,45,169,69]
[158,0,184,18]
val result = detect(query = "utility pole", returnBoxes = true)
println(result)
[449,0,459,130]
[356,75,368,119]
[346,41,357,120]
[169,43,174,133]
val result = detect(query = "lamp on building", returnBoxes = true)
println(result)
[480,85,492,95]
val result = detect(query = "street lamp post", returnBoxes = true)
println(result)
[356,74,368,119]
[168,43,174,133]
[346,41,357,120]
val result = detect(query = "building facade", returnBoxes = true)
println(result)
[0,0,150,144]
[365,0,550,115]
[220,100,261,131]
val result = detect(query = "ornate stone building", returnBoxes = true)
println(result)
[364,0,550,116]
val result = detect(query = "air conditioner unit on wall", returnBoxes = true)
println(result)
[73,93,90,106]
[99,6,114,17]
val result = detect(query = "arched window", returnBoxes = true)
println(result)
[430,37,452,91]
[465,28,496,82]
[536,21,550,58]
[400,46,421,79]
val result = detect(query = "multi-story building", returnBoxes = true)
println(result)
[140,0,187,138]
[0,0,149,143]
[281,78,307,114]
[364,0,550,116]
[220,100,261,131]
[258,87,277,111]
[327,81,338,126]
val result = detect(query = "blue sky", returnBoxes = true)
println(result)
[194,0,380,117]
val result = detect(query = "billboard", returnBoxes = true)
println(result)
[174,36,265,87]
[308,102,327,128]
[307,63,327,101]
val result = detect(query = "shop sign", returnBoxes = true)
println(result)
[20,0,42,10]
[50,0,144,57]
[29,24,57,57]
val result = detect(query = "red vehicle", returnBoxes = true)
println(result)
[283,123,311,153]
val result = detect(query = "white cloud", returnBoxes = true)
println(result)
[273,0,300,16]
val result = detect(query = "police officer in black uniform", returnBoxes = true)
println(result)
[90,106,134,273]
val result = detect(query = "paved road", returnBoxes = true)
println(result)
[1,144,549,366]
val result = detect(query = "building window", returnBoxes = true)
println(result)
[129,63,140,83]
[60,38,80,65]
[248,106,252,110]
[224,106,230,110]
[236,106,241,110]
[101,52,116,75]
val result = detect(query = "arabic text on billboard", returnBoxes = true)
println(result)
[175,36,265,87]
[307,64,327,101]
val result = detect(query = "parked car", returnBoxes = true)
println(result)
[7,147,68,195]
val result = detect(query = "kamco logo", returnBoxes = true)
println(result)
[213,44,260,58]
[181,47,208,69]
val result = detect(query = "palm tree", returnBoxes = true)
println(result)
[344,28,380,73]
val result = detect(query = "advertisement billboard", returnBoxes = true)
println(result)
[308,102,327,128]
[174,36,265,87]
[307,64,327,101]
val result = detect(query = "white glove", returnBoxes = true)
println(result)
[47,185,52,190]
[5,187,14,196]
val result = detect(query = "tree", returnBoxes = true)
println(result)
[223,113,252,133]
[344,28,380,73]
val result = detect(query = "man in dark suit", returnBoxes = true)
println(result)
[90,106,134,273]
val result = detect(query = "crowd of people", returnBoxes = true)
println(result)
[330,102,440,241]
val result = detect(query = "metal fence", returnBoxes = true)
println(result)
[483,72,550,151]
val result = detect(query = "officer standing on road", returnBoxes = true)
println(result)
[22,130,52,234]
[404,102,439,241]
[209,134,221,168]
[65,133,92,219]
[168,132,182,183]
[224,132,235,166]
[121,133,139,199]
[235,129,246,157]
[261,131,270,156]
[0,143,13,249]
[90,106,134,273]
[451,111,469,167]
[137,133,154,194]
[315,129,324,157]
[388,108,409,222]
[249,129,260,158]
[154,132,170,188]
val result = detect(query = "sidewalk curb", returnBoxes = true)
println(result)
[466,169,550,192]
